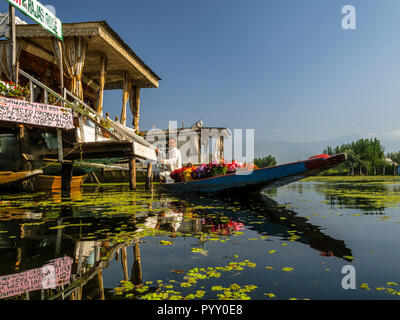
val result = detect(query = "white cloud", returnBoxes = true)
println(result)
[384,129,400,138]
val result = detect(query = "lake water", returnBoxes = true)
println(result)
[1,177,400,300]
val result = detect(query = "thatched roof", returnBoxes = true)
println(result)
[14,21,161,89]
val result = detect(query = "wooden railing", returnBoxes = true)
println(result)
[18,69,120,141]
[18,68,157,151]
[62,88,155,149]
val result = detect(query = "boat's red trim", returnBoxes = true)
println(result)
[305,153,346,170]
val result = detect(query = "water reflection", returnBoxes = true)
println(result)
[179,192,353,260]
[0,182,358,300]
[296,180,400,213]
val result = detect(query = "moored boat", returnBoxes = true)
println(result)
[0,170,43,186]
[161,153,346,194]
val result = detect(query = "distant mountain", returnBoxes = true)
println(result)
[255,135,400,164]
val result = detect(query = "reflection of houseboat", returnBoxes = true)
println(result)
[0,17,160,191]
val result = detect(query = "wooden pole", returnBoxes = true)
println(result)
[55,218,63,257]
[61,162,73,194]
[120,72,131,126]
[18,125,34,192]
[131,240,142,285]
[57,129,63,163]
[97,269,105,300]
[146,163,153,184]
[97,55,107,115]
[129,155,136,190]
[8,5,16,83]
[91,172,101,185]
[59,42,64,91]
[121,247,129,281]
[54,39,64,92]
[132,84,141,130]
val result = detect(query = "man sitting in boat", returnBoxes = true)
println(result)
[155,137,182,182]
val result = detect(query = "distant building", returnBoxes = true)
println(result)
[385,158,397,165]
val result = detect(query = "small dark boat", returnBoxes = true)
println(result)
[161,154,346,194]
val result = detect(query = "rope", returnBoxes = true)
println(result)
[39,143,84,170]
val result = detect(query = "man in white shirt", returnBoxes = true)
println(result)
[156,137,182,182]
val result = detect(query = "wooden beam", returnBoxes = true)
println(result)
[21,153,40,161]
[121,247,129,281]
[120,72,131,125]
[131,241,142,285]
[26,39,57,65]
[97,269,105,300]
[146,163,153,184]
[97,54,107,115]
[129,155,136,190]
[132,84,140,130]
[58,40,64,91]
[51,38,64,92]
[8,5,16,83]
[91,172,101,185]
[57,129,63,163]
[18,125,35,192]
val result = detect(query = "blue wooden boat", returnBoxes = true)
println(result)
[161,153,346,194]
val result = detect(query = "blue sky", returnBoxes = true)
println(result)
[3,0,400,143]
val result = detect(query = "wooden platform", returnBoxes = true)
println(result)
[36,140,156,162]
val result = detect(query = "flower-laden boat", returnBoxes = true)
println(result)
[161,153,347,194]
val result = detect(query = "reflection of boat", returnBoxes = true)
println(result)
[227,193,353,260]
[35,175,88,190]
[178,191,353,261]
[0,170,43,185]
[0,208,42,221]
[161,154,346,194]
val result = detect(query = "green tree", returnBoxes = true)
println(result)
[323,138,386,175]
[254,155,277,168]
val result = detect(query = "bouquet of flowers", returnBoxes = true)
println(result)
[135,130,145,137]
[0,80,30,99]
[170,161,258,183]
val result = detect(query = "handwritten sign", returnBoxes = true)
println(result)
[0,256,72,299]
[0,96,74,129]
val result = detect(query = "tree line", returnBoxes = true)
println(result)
[323,138,398,176]
[254,155,277,168]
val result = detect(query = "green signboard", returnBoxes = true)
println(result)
[6,0,63,40]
